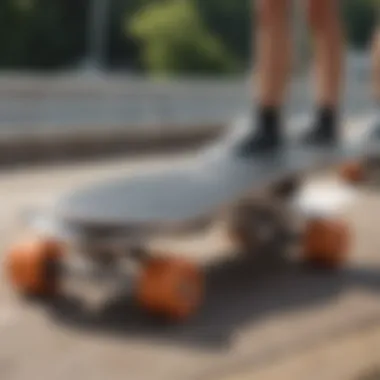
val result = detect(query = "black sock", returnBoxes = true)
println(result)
[315,106,337,133]
[256,106,281,138]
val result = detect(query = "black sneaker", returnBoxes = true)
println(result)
[236,107,283,156]
[297,107,339,147]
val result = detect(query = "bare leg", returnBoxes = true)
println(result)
[255,0,292,107]
[298,0,344,145]
[238,0,292,155]
[307,0,344,108]
[372,27,380,103]
[369,27,380,138]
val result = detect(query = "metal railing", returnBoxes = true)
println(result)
[0,62,372,136]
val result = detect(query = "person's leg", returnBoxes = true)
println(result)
[255,0,292,107]
[368,26,380,138]
[239,0,292,154]
[372,27,380,105]
[300,0,344,144]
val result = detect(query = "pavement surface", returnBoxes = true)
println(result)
[222,322,380,380]
[1,152,380,380]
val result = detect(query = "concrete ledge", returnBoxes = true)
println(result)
[0,123,225,168]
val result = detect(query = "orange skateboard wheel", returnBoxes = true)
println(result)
[136,257,204,320]
[5,237,63,296]
[339,161,365,184]
[302,218,350,269]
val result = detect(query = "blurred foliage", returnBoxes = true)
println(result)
[0,0,378,74]
[128,0,239,75]
[0,0,88,69]
[342,0,378,48]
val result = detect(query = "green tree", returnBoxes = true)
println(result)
[342,0,377,48]
[0,0,378,72]
[107,0,143,69]
[194,0,251,68]
[0,0,87,69]
[128,0,239,76]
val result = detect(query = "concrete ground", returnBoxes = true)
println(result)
[222,322,380,380]
[1,153,380,380]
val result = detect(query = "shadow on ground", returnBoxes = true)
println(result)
[39,254,380,351]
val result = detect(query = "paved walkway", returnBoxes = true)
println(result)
[221,322,380,380]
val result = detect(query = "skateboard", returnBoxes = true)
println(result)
[4,114,375,322]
